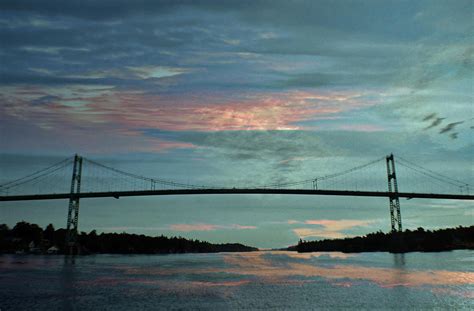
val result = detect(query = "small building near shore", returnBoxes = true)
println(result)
[47,246,59,254]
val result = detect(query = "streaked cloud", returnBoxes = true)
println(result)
[304,219,375,230]
[127,66,191,79]
[293,228,346,239]
[337,124,385,132]
[0,0,472,246]
[169,223,257,232]
[293,219,377,239]
[2,87,379,133]
[96,226,165,232]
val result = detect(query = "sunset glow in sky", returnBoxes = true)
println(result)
[0,0,472,248]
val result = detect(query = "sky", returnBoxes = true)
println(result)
[0,0,472,248]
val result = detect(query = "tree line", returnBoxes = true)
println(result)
[295,226,474,253]
[0,221,258,254]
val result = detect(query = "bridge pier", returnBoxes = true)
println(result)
[66,154,82,255]
[386,154,402,232]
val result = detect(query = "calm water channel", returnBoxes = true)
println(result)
[0,250,473,310]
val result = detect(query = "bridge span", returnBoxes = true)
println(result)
[1,153,472,254]
[1,188,473,202]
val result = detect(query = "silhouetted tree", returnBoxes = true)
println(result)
[0,222,258,254]
[296,226,474,253]
[44,224,55,241]
[12,221,43,244]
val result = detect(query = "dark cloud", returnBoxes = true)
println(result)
[0,1,422,26]
[1,0,472,97]
[0,70,187,90]
[137,128,474,189]
[1,0,472,156]
[277,72,394,88]
[0,28,84,48]
[424,117,445,130]
[143,129,446,162]
[422,113,436,121]
[30,95,61,106]
[439,121,464,134]
[0,0,181,20]
[0,72,104,85]
[420,115,471,137]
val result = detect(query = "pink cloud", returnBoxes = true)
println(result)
[92,89,375,132]
[304,219,374,230]
[293,228,346,239]
[3,87,378,132]
[96,226,165,232]
[169,223,257,232]
[1,85,384,152]
[231,224,258,230]
[0,88,195,153]
[293,219,377,239]
[169,224,219,232]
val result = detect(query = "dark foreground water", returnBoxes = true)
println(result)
[0,250,473,310]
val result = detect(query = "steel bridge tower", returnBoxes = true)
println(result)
[66,154,82,255]
[386,153,402,232]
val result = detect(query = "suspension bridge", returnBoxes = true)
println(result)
[0,154,472,253]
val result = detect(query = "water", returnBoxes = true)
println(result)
[0,250,473,310]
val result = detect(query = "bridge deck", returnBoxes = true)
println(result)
[0,189,473,201]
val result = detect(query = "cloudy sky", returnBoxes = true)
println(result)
[0,0,472,248]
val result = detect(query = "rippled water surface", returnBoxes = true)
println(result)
[0,250,473,310]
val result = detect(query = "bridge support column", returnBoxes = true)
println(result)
[66,154,82,255]
[386,154,402,232]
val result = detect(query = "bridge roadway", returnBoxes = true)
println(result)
[0,189,473,201]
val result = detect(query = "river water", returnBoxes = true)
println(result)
[0,250,473,310]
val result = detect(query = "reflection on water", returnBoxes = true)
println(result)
[61,257,77,310]
[0,250,473,310]
[393,253,405,267]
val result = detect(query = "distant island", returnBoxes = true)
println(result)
[0,222,258,255]
[293,226,474,253]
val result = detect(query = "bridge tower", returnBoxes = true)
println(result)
[66,154,83,255]
[386,154,402,232]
